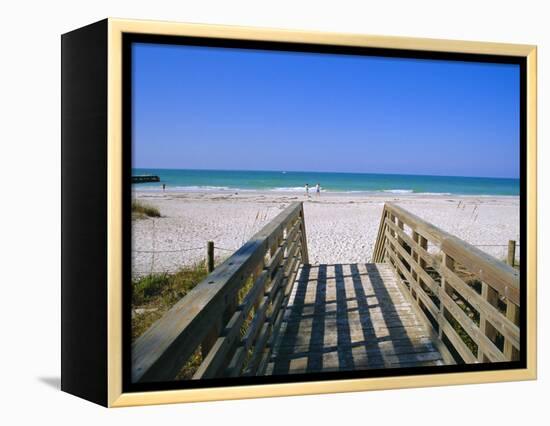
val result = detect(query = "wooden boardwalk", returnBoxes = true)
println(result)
[132,202,520,383]
[265,263,444,375]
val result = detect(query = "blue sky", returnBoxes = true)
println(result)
[132,43,520,178]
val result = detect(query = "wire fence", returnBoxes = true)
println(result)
[132,242,240,277]
[133,247,204,254]
[473,243,521,265]
[131,240,520,278]
[131,206,280,277]
[131,201,520,278]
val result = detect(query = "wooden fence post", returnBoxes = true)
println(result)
[207,241,215,273]
[507,240,516,267]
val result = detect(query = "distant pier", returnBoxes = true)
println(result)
[132,175,160,184]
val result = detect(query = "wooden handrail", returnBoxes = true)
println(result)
[132,202,309,382]
[372,202,520,363]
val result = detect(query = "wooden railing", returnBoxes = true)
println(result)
[132,202,309,382]
[373,203,520,364]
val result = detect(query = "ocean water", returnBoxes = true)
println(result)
[132,169,519,196]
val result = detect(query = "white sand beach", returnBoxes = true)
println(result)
[132,190,519,276]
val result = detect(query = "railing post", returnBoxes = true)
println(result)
[438,253,454,339]
[504,303,520,360]
[478,282,499,362]
[207,241,215,273]
[419,236,428,269]
[507,240,516,267]
[396,218,407,268]
[372,206,387,263]
[504,239,519,360]
[253,262,264,312]
[410,231,420,301]
[299,204,309,264]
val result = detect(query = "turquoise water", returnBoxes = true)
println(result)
[132,169,519,196]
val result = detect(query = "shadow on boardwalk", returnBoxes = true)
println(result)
[266,263,444,375]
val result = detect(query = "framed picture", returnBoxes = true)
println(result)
[61,18,537,407]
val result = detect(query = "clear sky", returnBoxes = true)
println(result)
[132,43,520,178]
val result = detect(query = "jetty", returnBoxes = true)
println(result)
[132,175,160,184]
[132,202,520,382]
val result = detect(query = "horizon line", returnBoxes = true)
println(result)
[132,166,520,181]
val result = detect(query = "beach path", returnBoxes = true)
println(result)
[265,262,444,375]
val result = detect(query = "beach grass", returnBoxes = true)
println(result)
[132,200,161,219]
[132,262,209,379]
[132,262,208,340]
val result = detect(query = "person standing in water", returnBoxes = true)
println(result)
[305,183,310,198]
[162,183,166,192]
[315,183,321,196]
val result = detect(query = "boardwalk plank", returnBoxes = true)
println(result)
[265,263,446,376]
